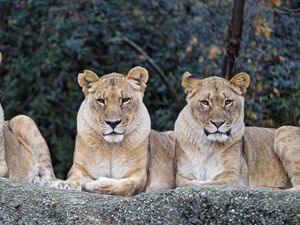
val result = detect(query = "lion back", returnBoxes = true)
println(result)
[146,130,176,192]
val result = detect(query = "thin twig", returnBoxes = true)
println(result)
[274,7,300,14]
[110,36,184,109]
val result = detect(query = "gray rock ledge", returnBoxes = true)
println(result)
[0,178,300,224]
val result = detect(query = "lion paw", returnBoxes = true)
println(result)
[190,180,209,186]
[0,161,8,178]
[287,185,300,192]
[83,177,115,194]
[51,180,82,191]
[50,180,66,189]
[64,181,82,191]
[29,176,53,187]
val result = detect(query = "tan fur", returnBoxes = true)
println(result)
[52,67,175,196]
[146,130,176,192]
[0,56,6,177]
[274,126,300,191]
[175,72,300,191]
[0,103,55,183]
[0,104,8,177]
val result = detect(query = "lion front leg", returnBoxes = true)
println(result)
[51,163,93,191]
[51,179,83,191]
[83,178,139,196]
[275,126,300,191]
[194,169,247,187]
[8,115,55,180]
[176,174,219,188]
[84,172,147,196]
[0,133,8,177]
[0,160,8,178]
[177,177,244,188]
[176,174,196,187]
[176,169,246,188]
[0,118,8,178]
[189,178,245,187]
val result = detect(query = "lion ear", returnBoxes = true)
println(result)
[127,66,149,93]
[78,70,99,95]
[182,71,202,96]
[229,72,250,96]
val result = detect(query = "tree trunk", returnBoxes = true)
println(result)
[223,0,247,79]
[1,178,300,224]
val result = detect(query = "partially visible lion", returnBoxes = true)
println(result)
[0,54,55,183]
[274,126,300,191]
[52,66,175,195]
[0,103,55,183]
[0,103,7,177]
[175,72,300,191]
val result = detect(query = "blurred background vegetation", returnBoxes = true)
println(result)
[0,0,299,178]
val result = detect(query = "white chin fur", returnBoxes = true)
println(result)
[207,133,229,142]
[103,134,124,143]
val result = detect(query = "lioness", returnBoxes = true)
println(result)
[0,53,55,183]
[175,72,300,191]
[0,103,55,182]
[274,126,300,191]
[52,66,175,195]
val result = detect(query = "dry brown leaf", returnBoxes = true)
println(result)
[198,55,204,62]
[133,8,143,17]
[268,0,281,9]
[279,55,286,63]
[273,87,280,97]
[268,1,275,8]
[272,47,278,56]
[273,0,281,7]
[191,35,198,45]
[253,18,272,38]
[208,45,221,60]
[138,54,146,61]
[186,46,193,53]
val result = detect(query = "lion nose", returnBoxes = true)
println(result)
[105,119,122,129]
[210,120,225,128]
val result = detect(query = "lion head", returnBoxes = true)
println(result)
[181,72,250,142]
[78,66,149,143]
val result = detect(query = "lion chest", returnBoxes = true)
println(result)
[185,145,224,181]
[84,146,137,180]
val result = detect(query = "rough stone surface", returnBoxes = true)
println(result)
[0,178,300,224]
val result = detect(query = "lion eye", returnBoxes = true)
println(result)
[200,100,209,106]
[97,98,105,105]
[225,100,233,106]
[122,98,131,104]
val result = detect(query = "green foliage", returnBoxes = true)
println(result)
[240,0,300,127]
[0,0,299,177]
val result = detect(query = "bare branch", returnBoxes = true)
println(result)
[223,0,247,79]
[110,36,184,109]
[274,7,300,14]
